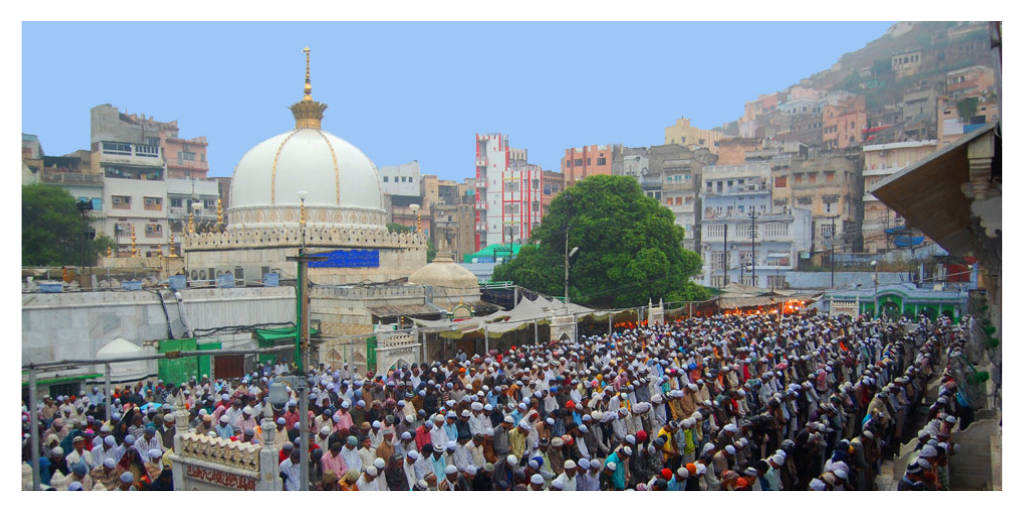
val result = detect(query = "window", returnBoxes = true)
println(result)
[170,198,183,208]
[808,173,817,184]
[767,275,787,289]
[147,138,160,146]
[91,198,102,210]
[597,157,606,166]
[102,142,132,156]
[825,201,833,214]
[145,223,163,237]
[112,195,131,209]
[587,158,591,166]
[383,176,389,182]
[794,174,803,185]
[825,171,835,183]
[574,159,583,167]
[775,176,788,188]
[144,197,162,211]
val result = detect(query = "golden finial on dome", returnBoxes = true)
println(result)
[290,46,328,130]
[303,46,312,101]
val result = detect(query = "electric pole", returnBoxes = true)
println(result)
[723,223,729,286]
[830,215,837,288]
[749,209,759,287]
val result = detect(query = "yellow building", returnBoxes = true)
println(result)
[664,117,727,155]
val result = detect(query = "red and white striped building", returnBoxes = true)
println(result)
[474,133,544,251]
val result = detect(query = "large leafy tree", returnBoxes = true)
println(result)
[23,184,113,267]
[493,175,709,308]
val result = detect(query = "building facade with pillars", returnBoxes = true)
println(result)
[861,140,939,253]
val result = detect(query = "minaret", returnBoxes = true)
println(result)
[289,47,328,130]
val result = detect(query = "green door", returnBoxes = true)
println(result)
[197,341,221,379]
[158,338,199,386]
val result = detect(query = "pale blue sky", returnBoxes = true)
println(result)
[23,21,894,181]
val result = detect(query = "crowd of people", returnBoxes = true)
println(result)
[22,310,978,491]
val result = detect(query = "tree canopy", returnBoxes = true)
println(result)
[492,175,709,308]
[23,184,114,267]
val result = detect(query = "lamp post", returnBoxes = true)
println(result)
[409,204,421,233]
[287,191,325,374]
[748,209,760,287]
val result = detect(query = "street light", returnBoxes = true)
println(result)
[409,204,421,233]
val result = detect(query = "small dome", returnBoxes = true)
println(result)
[408,244,479,290]
[97,338,149,383]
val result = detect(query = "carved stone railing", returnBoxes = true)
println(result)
[177,432,262,473]
[182,225,427,252]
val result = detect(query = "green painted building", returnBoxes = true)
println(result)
[823,282,968,321]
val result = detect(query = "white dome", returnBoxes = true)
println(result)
[96,338,149,384]
[228,128,387,230]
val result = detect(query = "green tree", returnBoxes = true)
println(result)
[492,175,709,308]
[23,184,110,267]
[388,222,436,262]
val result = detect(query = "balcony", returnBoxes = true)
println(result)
[38,170,103,186]
[98,141,163,168]
[476,179,487,189]
[475,158,488,167]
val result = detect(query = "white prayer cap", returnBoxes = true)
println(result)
[366,466,378,477]
[551,479,564,490]
[677,467,689,479]
[407,450,420,460]
[530,474,544,485]
[564,460,577,470]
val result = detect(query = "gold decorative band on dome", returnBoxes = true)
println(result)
[270,131,300,204]
[313,130,342,205]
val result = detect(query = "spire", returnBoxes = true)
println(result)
[290,46,328,130]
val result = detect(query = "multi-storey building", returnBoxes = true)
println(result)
[945,65,996,99]
[562,144,619,186]
[166,178,220,253]
[36,149,102,215]
[664,117,727,154]
[822,95,867,150]
[891,49,924,80]
[772,152,864,256]
[541,170,563,217]
[861,140,938,253]
[433,180,475,262]
[380,161,430,233]
[649,145,708,251]
[938,94,999,147]
[699,162,811,288]
[474,133,543,250]
[90,104,215,253]
[164,136,209,180]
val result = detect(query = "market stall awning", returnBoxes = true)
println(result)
[255,326,318,345]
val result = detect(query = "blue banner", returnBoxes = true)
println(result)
[308,249,380,268]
